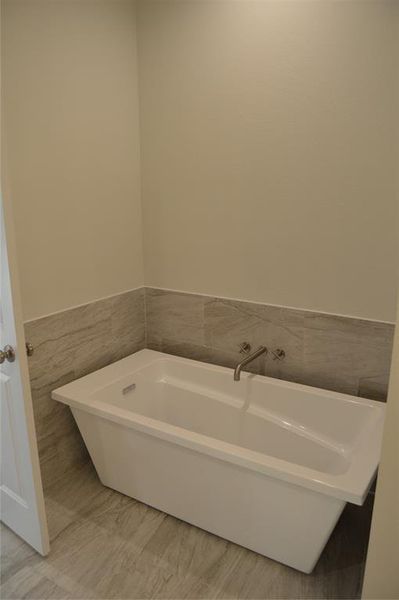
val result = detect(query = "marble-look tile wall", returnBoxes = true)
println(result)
[24,288,145,488]
[145,288,395,401]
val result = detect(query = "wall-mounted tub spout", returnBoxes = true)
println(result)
[234,345,267,381]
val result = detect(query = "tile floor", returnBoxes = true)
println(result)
[1,462,373,599]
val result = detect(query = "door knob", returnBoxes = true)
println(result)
[0,345,16,364]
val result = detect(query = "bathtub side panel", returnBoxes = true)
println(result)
[72,408,345,573]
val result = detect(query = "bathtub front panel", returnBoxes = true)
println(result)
[72,407,345,574]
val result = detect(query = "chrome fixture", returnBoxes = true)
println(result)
[26,342,34,357]
[272,348,285,360]
[239,341,251,354]
[0,344,16,364]
[234,345,267,381]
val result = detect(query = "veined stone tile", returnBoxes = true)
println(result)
[148,332,266,376]
[146,288,205,346]
[152,339,212,364]
[204,298,267,351]
[109,287,146,360]
[302,314,394,398]
[204,298,305,349]
[204,297,305,380]
[38,425,89,491]
[358,373,391,402]
[24,288,145,488]
[148,288,394,400]
[25,302,111,398]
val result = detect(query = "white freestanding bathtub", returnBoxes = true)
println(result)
[52,349,385,573]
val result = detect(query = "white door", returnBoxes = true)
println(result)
[0,196,49,555]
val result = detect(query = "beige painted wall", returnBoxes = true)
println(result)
[362,302,399,598]
[3,0,398,323]
[2,0,143,321]
[138,0,398,322]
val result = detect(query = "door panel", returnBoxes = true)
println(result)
[0,196,49,555]
[1,373,24,496]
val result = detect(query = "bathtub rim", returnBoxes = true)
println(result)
[51,349,385,506]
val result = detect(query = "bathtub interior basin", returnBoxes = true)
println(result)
[53,349,385,505]
[52,349,385,572]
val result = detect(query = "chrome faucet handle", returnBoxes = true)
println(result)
[272,349,285,361]
[239,342,251,354]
